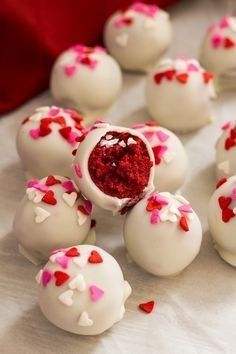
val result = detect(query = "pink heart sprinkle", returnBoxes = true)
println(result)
[61,180,76,193]
[71,44,84,53]
[89,59,98,70]
[84,199,93,214]
[55,255,69,269]
[68,131,79,146]
[219,17,229,29]
[221,121,232,130]
[29,128,40,140]
[49,107,60,116]
[178,204,193,213]
[33,183,48,192]
[156,130,169,143]
[231,188,236,201]
[152,193,169,205]
[27,179,39,188]
[89,285,104,302]
[64,65,76,77]
[74,163,83,178]
[42,270,52,287]
[150,209,160,224]
[211,34,222,48]
[114,18,123,28]
[157,145,168,158]
[187,63,199,72]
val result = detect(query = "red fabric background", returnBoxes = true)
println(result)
[0,0,177,114]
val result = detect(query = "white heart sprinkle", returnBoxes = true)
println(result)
[127,137,137,145]
[35,207,50,223]
[73,256,88,268]
[35,269,43,284]
[77,211,88,226]
[62,192,77,207]
[69,274,86,292]
[49,251,64,263]
[160,210,177,222]
[26,188,35,201]
[115,33,129,47]
[36,106,50,112]
[144,18,156,29]
[78,311,93,327]
[163,151,176,163]
[29,112,43,121]
[58,289,74,306]
[217,160,230,174]
[33,191,43,203]
[174,59,187,72]
[119,140,126,148]
[169,204,180,216]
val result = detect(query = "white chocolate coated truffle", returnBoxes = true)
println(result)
[37,245,131,335]
[124,192,202,277]
[50,45,122,120]
[215,121,236,178]
[200,17,236,91]
[16,106,84,179]
[13,176,95,264]
[104,2,172,72]
[133,123,188,192]
[208,176,236,266]
[145,58,216,132]
[73,123,155,214]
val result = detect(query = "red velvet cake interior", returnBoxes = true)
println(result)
[88,131,153,199]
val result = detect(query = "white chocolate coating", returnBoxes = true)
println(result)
[16,106,84,179]
[37,245,131,335]
[73,123,155,214]
[208,176,236,266]
[145,58,216,132]
[200,17,236,91]
[104,3,172,72]
[50,45,122,120]
[13,176,95,264]
[133,123,188,192]
[124,192,202,277]
[215,121,236,178]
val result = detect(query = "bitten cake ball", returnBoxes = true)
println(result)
[145,58,216,132]
[200,16,236,91]
[73,122,155,214]
[208,176,236,266]
[36,245,131,335]
[133,122,188,192]
[124,192,202,277]
[215,121,236,178]
[50,45,122,120]
[16,106,84,178]
[13,176,95,265]
[104,2,172,72]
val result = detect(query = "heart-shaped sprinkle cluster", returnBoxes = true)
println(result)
[146,193,193,232]
[209,17,236,49]
[224,124,236,151]
[154,68,213,85]
[218,188,236,223]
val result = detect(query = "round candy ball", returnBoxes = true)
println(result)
[16,106,84,179]
[13,176,95,265]
[133,122,188,192]
[200,16,236,91]
[73,122,155,214]
[215,121,236,178]
[208,176,236,266]
[124,192,202,277]
[104,2,172,72]
[145,58,216,132]
[36,245,132,335]
[50,45,122,120]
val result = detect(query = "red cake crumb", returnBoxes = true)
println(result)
[88,131,153,199]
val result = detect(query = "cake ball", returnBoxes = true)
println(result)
[133,122,188,192]
[200,16,236,91]
[73,122,155,214]
[208,176,236,266]
[16,106,84,179]
[145,58,216,132]
[50,45,122,120]
[124,192,202,277]
[36,244,131,335]
[104,2,172,72]
[13,176,95,265]
[215,121,236,178]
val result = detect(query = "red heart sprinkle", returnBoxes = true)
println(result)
[222,208,235,222]
[225,137,235,150]
[45,175,61,186]
[65,247,80,257]
[76,134,86,143]
[203,72,214,83]
[88,250,103,264]
[42,190,57,205]
[59,126,72,140]
[152,145,164,165]
[41,117,53,125]
[78,205,90,215]
[146,198,162,212]
[164,69,176,81]
[71,113,83,123]
[72,149,77,156]
[22,117,29,125]
[224,37,235,48]
[139,301,155,314]
[54,271,70,286]
[53,116,66,126]
[123,17,133,26]
[154,72,164,84]
[230,128,236,139]
[81,56,91,66]
[218,196,232,210]
[39,124,52,137]
[176,73,188,84]
[179,216,189,232]
[216,177,228,189]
